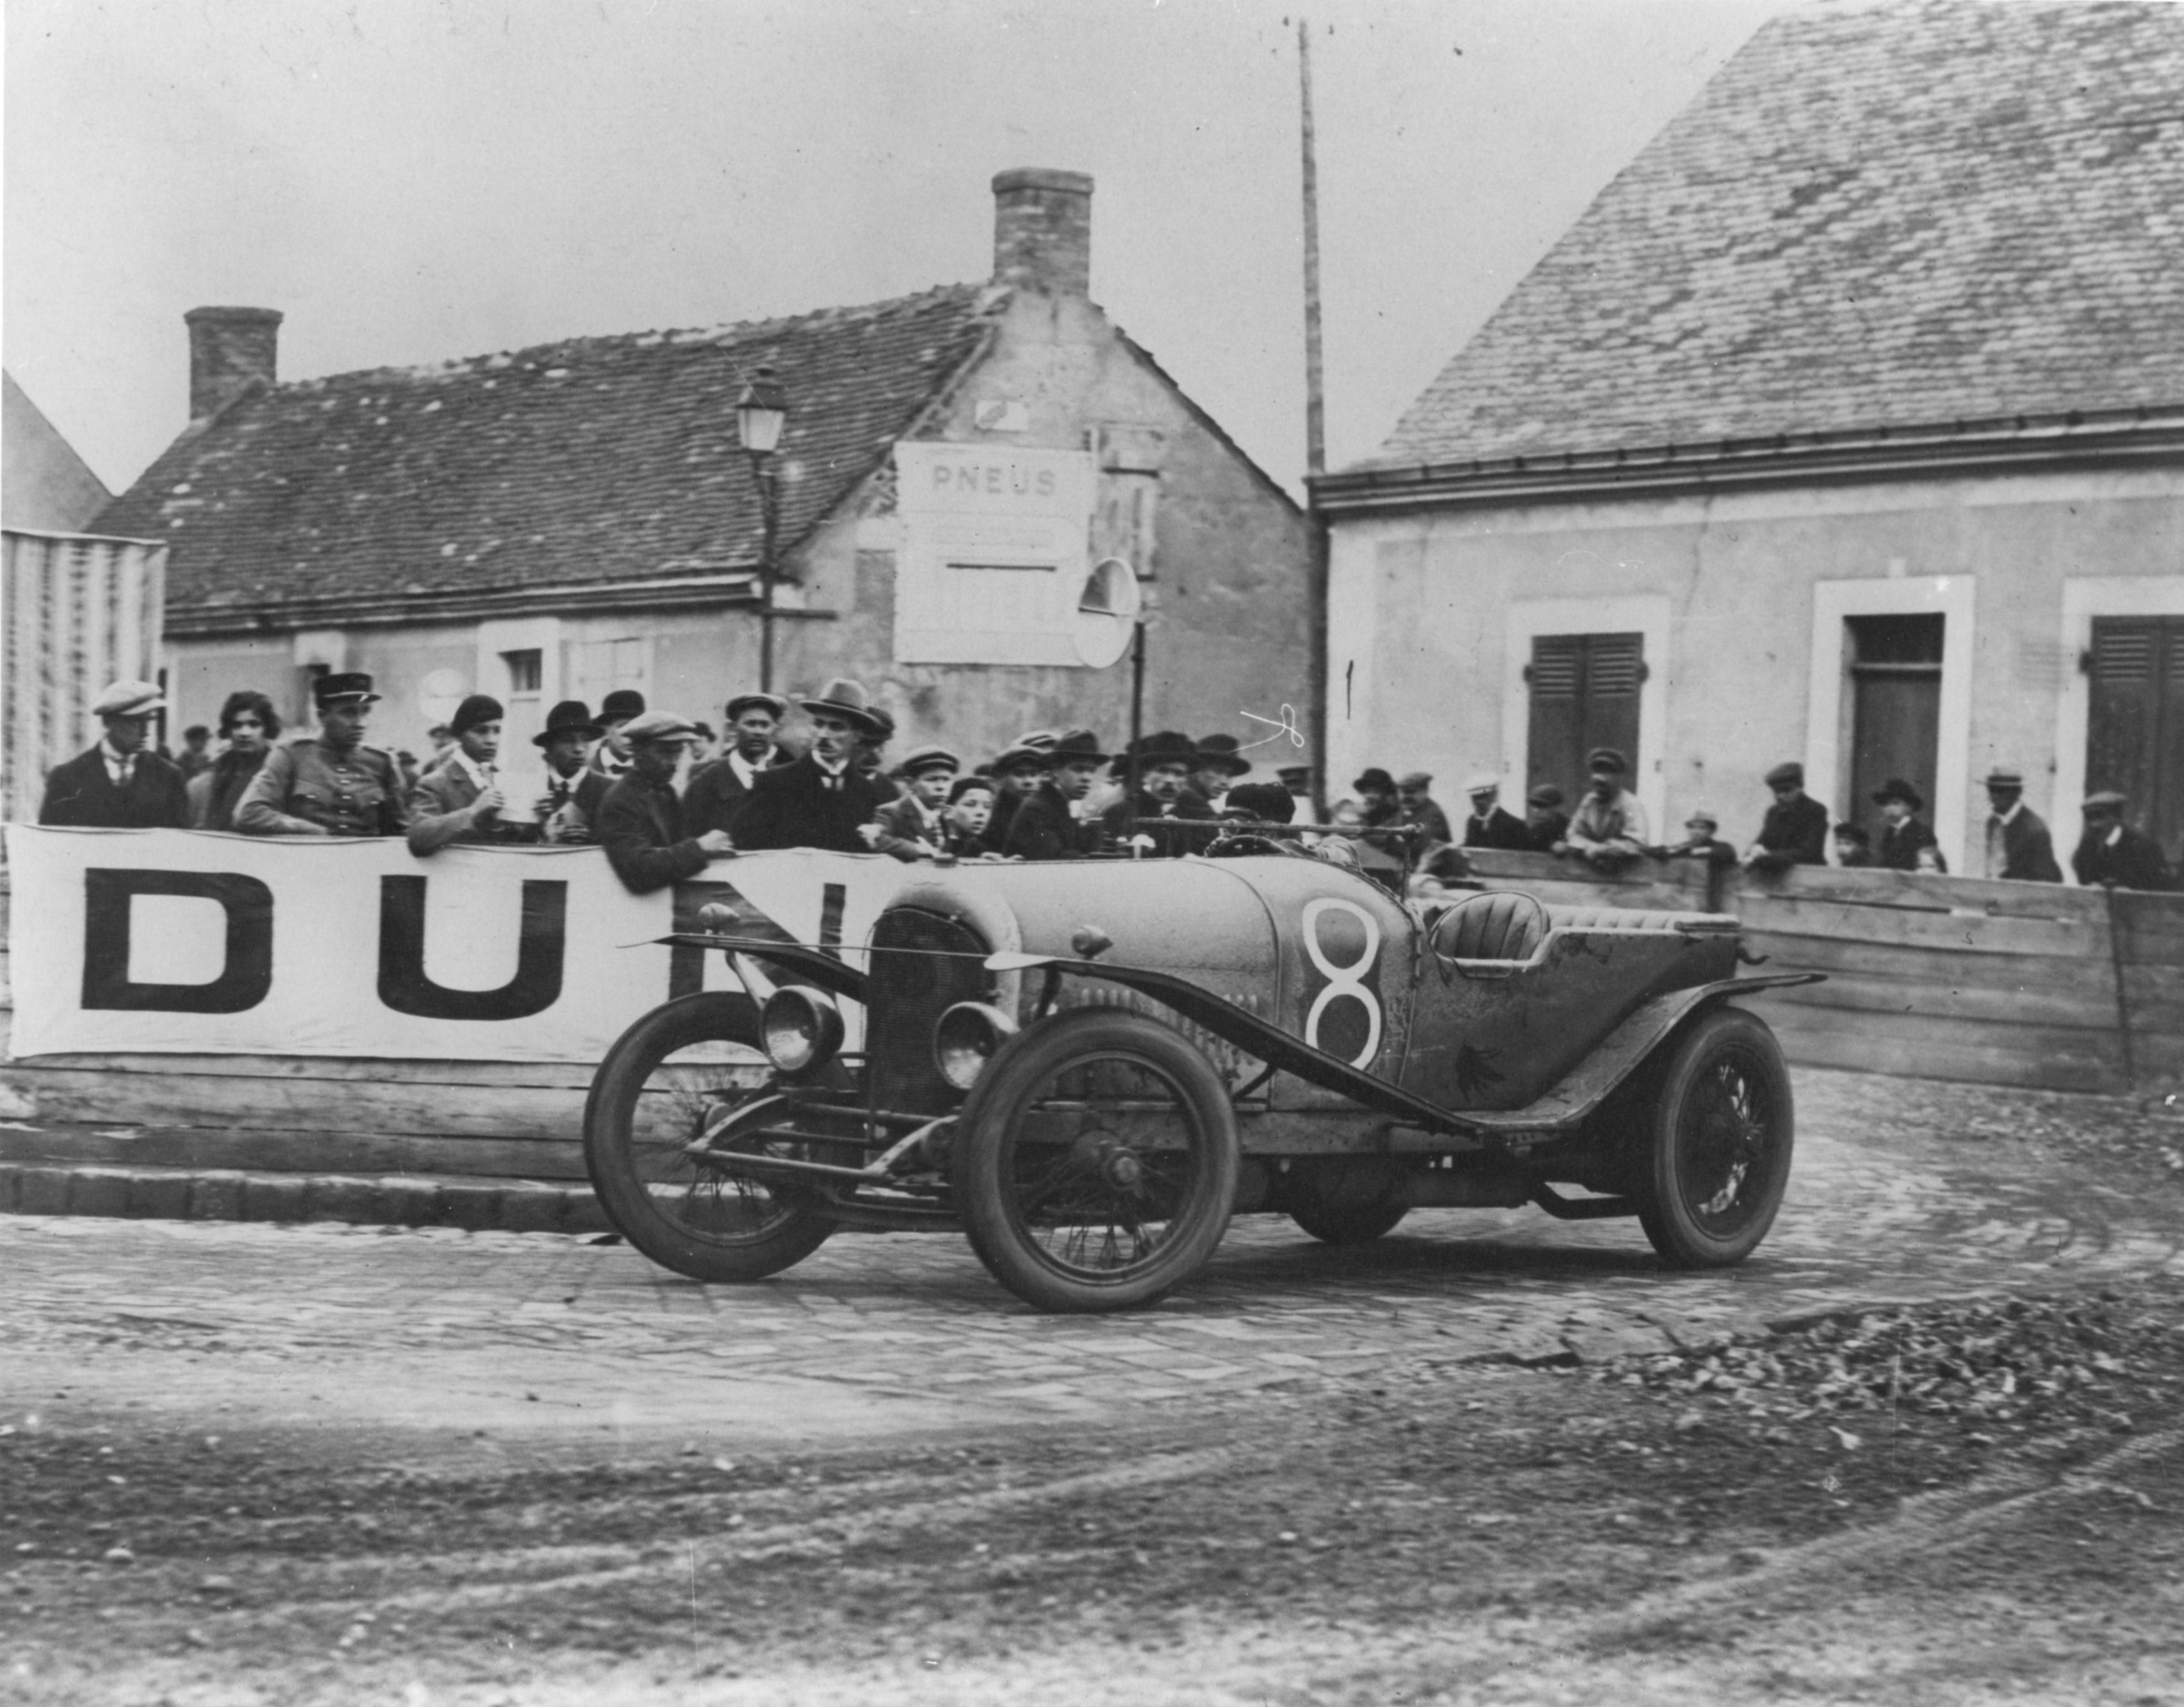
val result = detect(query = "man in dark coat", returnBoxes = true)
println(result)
[1872,777,1945,872]
[40,679,190,828]
[1397,772,1454,845]
[1105,731,1218,857]
[1186,735,1251,816]
[987,740,1054,850]
[685,692,791,838]
[2073,791,2176,892]
[1980,767,2063,883]
[1654,810,1738,869]
[1832,823,1876,868]
[576,688,647,826]
[597,713,733,894]
[1523,784,1569,852]
[729,678,892,854]
[532,699,605,843]
[1004,730,1109,860]
[1459,774,1530,850]
[1742,761,1830,873]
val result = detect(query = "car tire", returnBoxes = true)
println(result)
[957,1008,1239,1314]
[1636,1007,1794,1268]
[584,992,838,1283]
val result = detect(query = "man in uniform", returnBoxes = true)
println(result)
[1004,729,1109,860]
[1982,767,2062,883]
[1742,761,1830,872]
[684,691,791,837]
[1105,731,1217,857]
[1459,774,1529,850]
[1397,771,1453,845]
[872,745,960,860]
[597,712,733,894]
[1872,778,1945,872]
[235,673,410,837]
[408,694,517,854]
[1560,748,1649,867]
[731,678,893,854]
[39,680,190,829]
[532,700,605,843]
[2073,791,2176,891]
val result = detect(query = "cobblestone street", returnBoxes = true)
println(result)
[8,1070,2179,1448]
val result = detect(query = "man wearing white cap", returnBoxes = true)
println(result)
[38,680,189,828]
[1458,773,1528,851]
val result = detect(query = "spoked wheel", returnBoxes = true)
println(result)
[583,992,841,1283]
[1637,1007,1794,1268]
[957,1009,1239,1313]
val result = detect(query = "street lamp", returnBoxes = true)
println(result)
[735,366,789,693]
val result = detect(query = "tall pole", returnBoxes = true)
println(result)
[1299,18,1332,819]
[1124,618,1146,854]
[753,453,780,694]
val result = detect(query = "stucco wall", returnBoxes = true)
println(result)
[1325,467,2184,870]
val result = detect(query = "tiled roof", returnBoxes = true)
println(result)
[99,284,1001,616]
[1362,0,2184,472]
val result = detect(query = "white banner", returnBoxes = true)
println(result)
[4,828,909,1062]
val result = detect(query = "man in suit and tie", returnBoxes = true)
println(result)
[530,700,605,843]
[1104,730,1217,857]
[1981,767,2063,883]
[574,688,647,826]
[40,680,190,829]
[730,679,893,854]
[871,745,960,860]
[597,712,734,893]
[685,691,792,837]
[408,694,520,854]
[1459,774,1530,850]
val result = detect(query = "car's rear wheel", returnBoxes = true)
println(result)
[584,992,840,1283]
[1637,1007,1794,1268]
[956,1009,1239,1313]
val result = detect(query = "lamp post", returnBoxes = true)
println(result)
[735,366,789,693]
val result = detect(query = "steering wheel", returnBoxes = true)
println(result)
[1204,833,1294,859]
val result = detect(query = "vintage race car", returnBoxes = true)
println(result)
[583,848,1817,1313]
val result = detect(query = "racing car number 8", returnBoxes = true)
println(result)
[1301,897,1382,1067]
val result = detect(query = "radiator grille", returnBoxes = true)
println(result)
[865,907,990,1114]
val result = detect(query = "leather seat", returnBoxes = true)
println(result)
[1431,889,1550,963]
[1543,906,1708,933]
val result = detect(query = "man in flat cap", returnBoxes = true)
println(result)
[1106,731,1219,858]
[1395,771,1453,847]
[2072,791,2176,892]
[39,680,190,829]
[597,712,735,893]
[1560,748,1650,868]
[1742,761,1829,873]
[1459,773,1529,851]
[236,674,410,837]
[1523,783,1569,852]
[987,738,1055,852]
[1653,810,1738,869]
[1004,730,1111,860]
[531,700,606,843]
[871,745,961,860]
[407,694,517,854]
[730,679,893,854]
[1872,777,1945,872]
[685,691,792,838]
[1981,767,2061,883]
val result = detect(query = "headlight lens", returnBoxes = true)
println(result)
[933,1001,1019,1092]
[760,986,845,1077]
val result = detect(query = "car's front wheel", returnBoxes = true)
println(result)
[1637,1007,1794,1268]
[955,1009,1239,1313]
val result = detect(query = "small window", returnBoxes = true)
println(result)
[502,649,542,695]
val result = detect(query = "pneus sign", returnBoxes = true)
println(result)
[4,829,904,1063]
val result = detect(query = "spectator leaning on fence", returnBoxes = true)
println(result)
[1833,821,1875,868]
[1654,810,1738,869]
[871,745,961,861]
[189,691,281,831]
[730,678,894,855]
[1559,747,1649,869]
[235,673,410,838]
[1460,774,1530,851]
[1003,729,1109,861]
[1743,762,1830,873]
[407,694,522,854]
[2072,791,2176,892]
[1523,784,1569,852]
[597,712,733,894]
[38,679,190,830]
[1872,777,1946,873]
[684,691,792,838]
[531,700,605,844]
[1982,767,2063,883]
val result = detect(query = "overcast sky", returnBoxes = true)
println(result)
[4,0,1785,500]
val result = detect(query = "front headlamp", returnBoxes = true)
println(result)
[760,985,845,1077]
[933,1001,1019,1092]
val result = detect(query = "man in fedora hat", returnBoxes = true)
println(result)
[1004,730,1110,860]
[1742,760,1829,873]
[987,738,1055,852]
[1981,767,2061,883]
[529,699,606,843]
[39,679,190,828]
[236,673,410,837]
[1106,731,1218,857]
[871,745,961,860]
[1459,773,1528,851]
[2073,791,2176,892]
[598,712,735,892]
[1187,735,1251,816]
[1872,777,1945,872]
[686,691,792,837]
[1561,747,1650,868]
[730,678,892,854]
[408,694,519,854]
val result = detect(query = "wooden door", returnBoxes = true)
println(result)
[1847,615,1943,832]
[1527,632,1642,803]
[2088,616,2184,862]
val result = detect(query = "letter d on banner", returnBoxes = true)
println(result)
[82,869,275,1014]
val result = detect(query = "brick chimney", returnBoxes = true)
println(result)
[992,168,1092,297]
[184,306,283,420]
